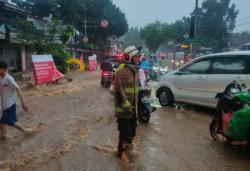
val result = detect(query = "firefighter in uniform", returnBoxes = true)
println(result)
[114,46,141,162]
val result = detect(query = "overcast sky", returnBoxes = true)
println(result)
[112,0,250,32]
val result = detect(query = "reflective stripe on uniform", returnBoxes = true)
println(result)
[122,100,131,108]
[115,107,124,113]
[125,87,139,94]
[115,64,125,74]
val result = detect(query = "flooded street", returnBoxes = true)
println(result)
[1,71,250,171]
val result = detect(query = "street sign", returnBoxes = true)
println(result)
[101,19,109,28]
[83,36,88,44]
[183,33,189,39]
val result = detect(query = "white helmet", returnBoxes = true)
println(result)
[124,46,140,63]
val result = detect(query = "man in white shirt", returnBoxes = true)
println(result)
[0,61,30,139]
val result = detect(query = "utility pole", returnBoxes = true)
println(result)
[81,19,108,60]
[190,0,199,58]
[195,0,199,38]
[74,29,77,58]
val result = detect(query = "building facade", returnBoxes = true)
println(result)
[0,0,34,72]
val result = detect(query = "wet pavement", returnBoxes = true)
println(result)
[1,71,250,171]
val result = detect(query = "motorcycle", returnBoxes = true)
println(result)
[138,89,157,123]
[210,81,250,146]
[101,71,113,88]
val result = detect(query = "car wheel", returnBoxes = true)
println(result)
[158,88,174,106]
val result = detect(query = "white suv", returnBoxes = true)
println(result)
[155,51,250,108]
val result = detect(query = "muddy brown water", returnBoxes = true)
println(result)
[1,71,250,171]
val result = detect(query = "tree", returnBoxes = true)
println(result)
[229,31,250,48]
[11,0,128,50]
[57,0,86,26]
[140,18,190,52]
[172,17,191,43]
[140,21,165,52]
[77,0,128,46]
[199,0,239,51]
[10,17,48,47]
[120,27,143,47]
[161,17,191,44]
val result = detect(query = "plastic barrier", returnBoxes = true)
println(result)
[66,57,85,72]
[32,55,64,85]
[88,55,97,72]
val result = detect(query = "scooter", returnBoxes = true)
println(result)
[101,71,113,88]
[210,81,250,146]
[138,89,157,123]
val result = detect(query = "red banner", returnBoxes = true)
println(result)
[32,55,64,85]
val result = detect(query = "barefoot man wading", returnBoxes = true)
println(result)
[0,61,31,139]
[114,46,141,162]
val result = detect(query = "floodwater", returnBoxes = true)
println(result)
[0,71,250,171]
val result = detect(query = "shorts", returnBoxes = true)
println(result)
[0,104,17,126]
[117,115,137,143]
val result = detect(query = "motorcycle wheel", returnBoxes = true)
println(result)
[210,119,219,141]
[101,79,104,87]
[210,119,226,142]
[139,109,150,123]
[104,80,111,88]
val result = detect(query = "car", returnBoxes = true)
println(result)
[242,43,250,51]
[155,51,250,108]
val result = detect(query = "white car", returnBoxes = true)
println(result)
[155,51,250,108]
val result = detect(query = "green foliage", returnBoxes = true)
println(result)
[12,0,128,45]
[170,17,191,43]
[44,44,70,74]
[140,18,190,52]
[10,0,128,71]
[74,0,128,46]
[140,0,239,52]
[140,21,164,52]
[199,0,239,51]
[11,17,48,45]
[57,0,86,25]
[120,27,143,47]
[59,26,74,45]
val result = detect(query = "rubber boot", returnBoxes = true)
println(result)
[127,137,138,160]
[117,142,129,162]
[131,137,136,145]
[117,141,123,158]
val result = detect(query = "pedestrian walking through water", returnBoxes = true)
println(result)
[0,61,32,140]
[114,46,141,162]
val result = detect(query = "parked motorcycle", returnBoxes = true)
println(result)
[138,89,157,123]
[210,81,250,146]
